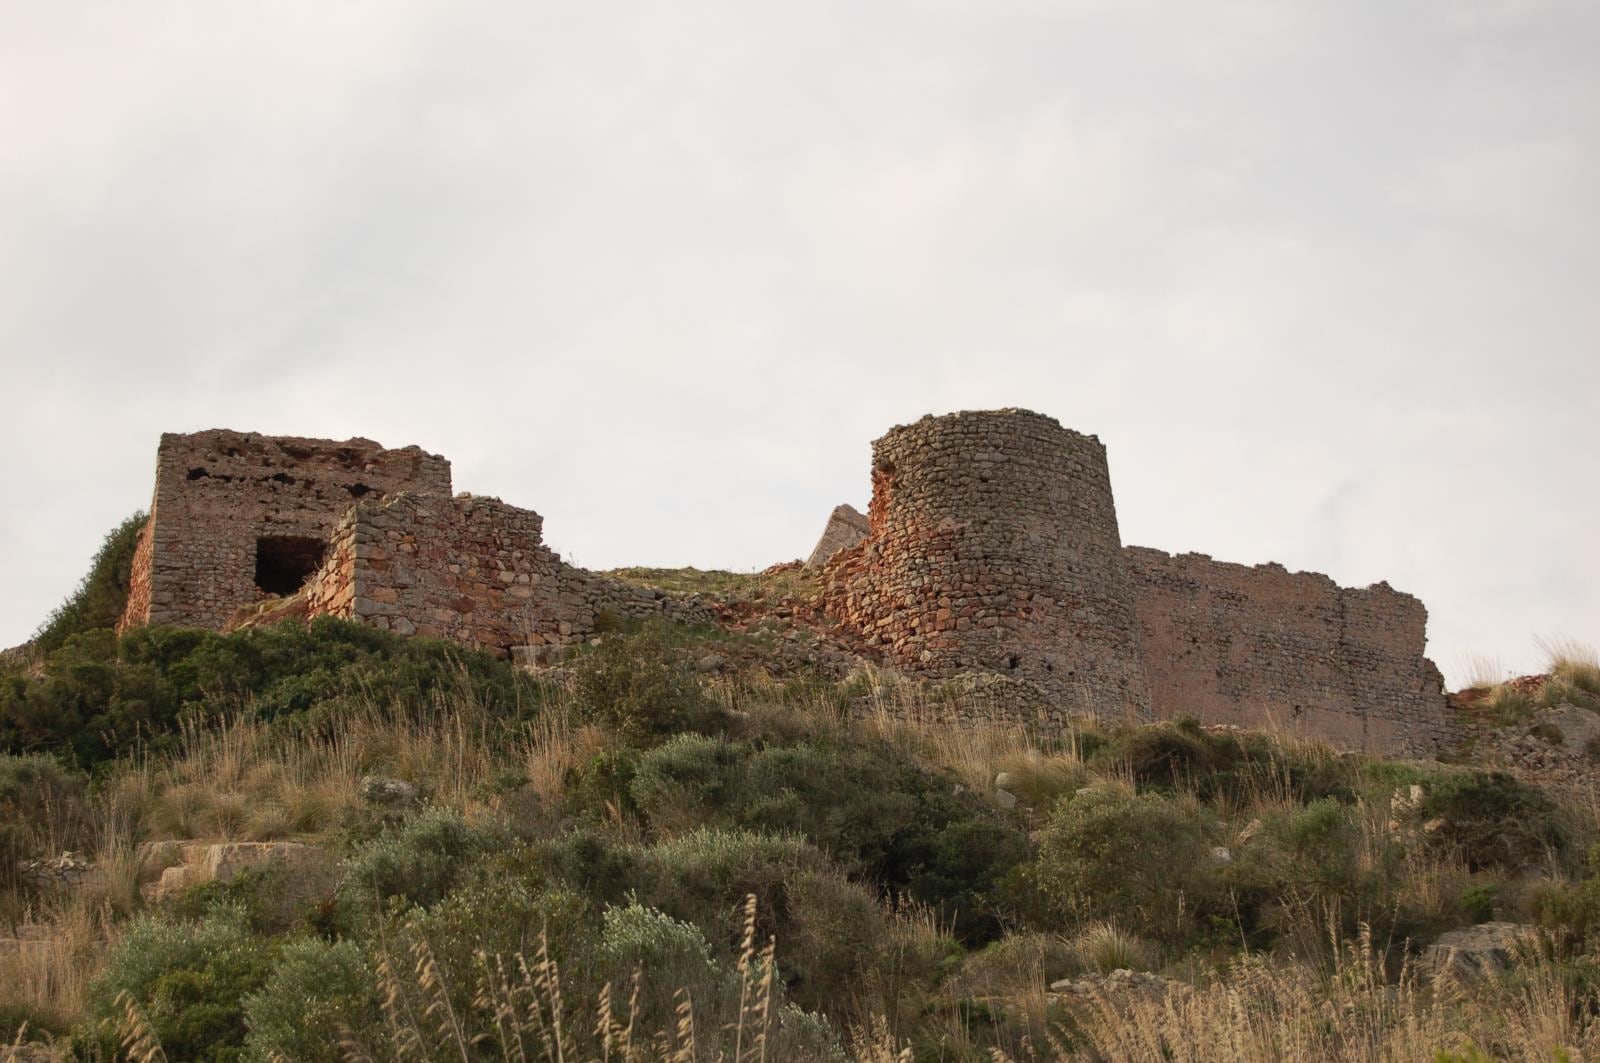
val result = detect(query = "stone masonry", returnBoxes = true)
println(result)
[120,430,452,632]
[820,409,1457,755]
[301,491,712,657]
[805,504,871,569]
[1125,548,1453,755]
[820,410,1152,720]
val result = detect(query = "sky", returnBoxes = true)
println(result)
[1,0,1595,687]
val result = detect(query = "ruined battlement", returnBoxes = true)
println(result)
[820,409,1151,719]
[815,408,1457,754]
[121,430,452,632]
[119,414,1458,756]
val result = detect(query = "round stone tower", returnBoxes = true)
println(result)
[821,408,1150,719]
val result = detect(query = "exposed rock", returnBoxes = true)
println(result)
[805,504,871,570]
[695,653,727,674]
[1426,922,1545,979]
[994,788,1018,810]
[360,776,421,805]
[18,852,102,894]
[144,841,334,904]
[1050,969,1184,1001]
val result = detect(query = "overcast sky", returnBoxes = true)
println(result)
[2,1,1595,686]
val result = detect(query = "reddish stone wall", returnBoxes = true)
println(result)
[303,492,712,657]
[120,430,452,632]
[1125,547,1455,755]
[822,409,1151,720]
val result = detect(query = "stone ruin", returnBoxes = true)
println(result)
[805,504,870,569]
[118,414,1457,756]
[817,409,1456,756]
[119,429,709,658]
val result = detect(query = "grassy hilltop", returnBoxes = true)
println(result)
[3,522,1600,1060]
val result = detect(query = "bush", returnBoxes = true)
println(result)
[1031,790,1217,940]
[1092,719,1355,805]
[242,938,378,1063]
[33,512,145,655]
[1417,771,1571,872]
[341,807,502,911]
[627,733,1029,941]
[596,901,729,1031]
[84,905,273,1062]
[0,617,541,767]
[571,624,712,742]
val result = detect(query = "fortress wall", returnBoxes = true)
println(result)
[305,492,712,657]
[120,430,452,631]
[1125,546,1456,755]
[821,409,1150,719]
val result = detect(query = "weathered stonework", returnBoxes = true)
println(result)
[820,410,1152,720]
[120,430,452,632]
[820,408,1455,755]
[805,504,871,569]
[301,492,713,658]
[1124,548,1454,755]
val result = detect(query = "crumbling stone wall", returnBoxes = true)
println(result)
[119,430,452,632]
[805,504,870,569]
[821,409,1152,720]
[1125,548,1456,755]
[303,492,712,658]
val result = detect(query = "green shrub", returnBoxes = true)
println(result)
[341,807,502,911]
[0,618,541,767]
[571,624,712,742]
[242,938,378,1063]
[1417,771,1571,871]
[627,733,1029,941]
[84,905,274,1062]
[596,901,728,1030]
[33,512,145,655]
[1031,790,1217,940]
[1092,719,1355,805]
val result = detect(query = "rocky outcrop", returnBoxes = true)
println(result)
[139,840,334,904]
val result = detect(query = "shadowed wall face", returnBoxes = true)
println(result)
[822,409,1152,719]
[120,430,452,632]
[1123,547,1455,755]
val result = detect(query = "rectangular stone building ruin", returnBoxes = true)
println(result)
[120,430,705,656]
[120,431,453,632]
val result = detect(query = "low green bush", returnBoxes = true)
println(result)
[1031,789,1218,941]
[1091,718,1355,805]
[1417,771,1571,872]
[242,938,379,1063]
[627,733,1029,941]
[0,618,541,768]
[83,905,274,1063]
[340,807,503,911]
[571,624,714,742]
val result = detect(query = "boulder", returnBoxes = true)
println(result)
[360,775,421,806]
[1426,922,1544,978]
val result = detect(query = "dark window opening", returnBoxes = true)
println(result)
[187,468,207,480]
[1007,654,1021,670]
[269,472,295,485]
[254,536,326,596]
[347,483,373,498]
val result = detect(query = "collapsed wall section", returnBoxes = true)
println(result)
[120,430,452,632]
[805,504,870,569]
[822,409,1151,719]
[303,492,712,657]
[1125,547,1455,755]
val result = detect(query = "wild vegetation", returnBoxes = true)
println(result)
[4,526,1600,1060]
